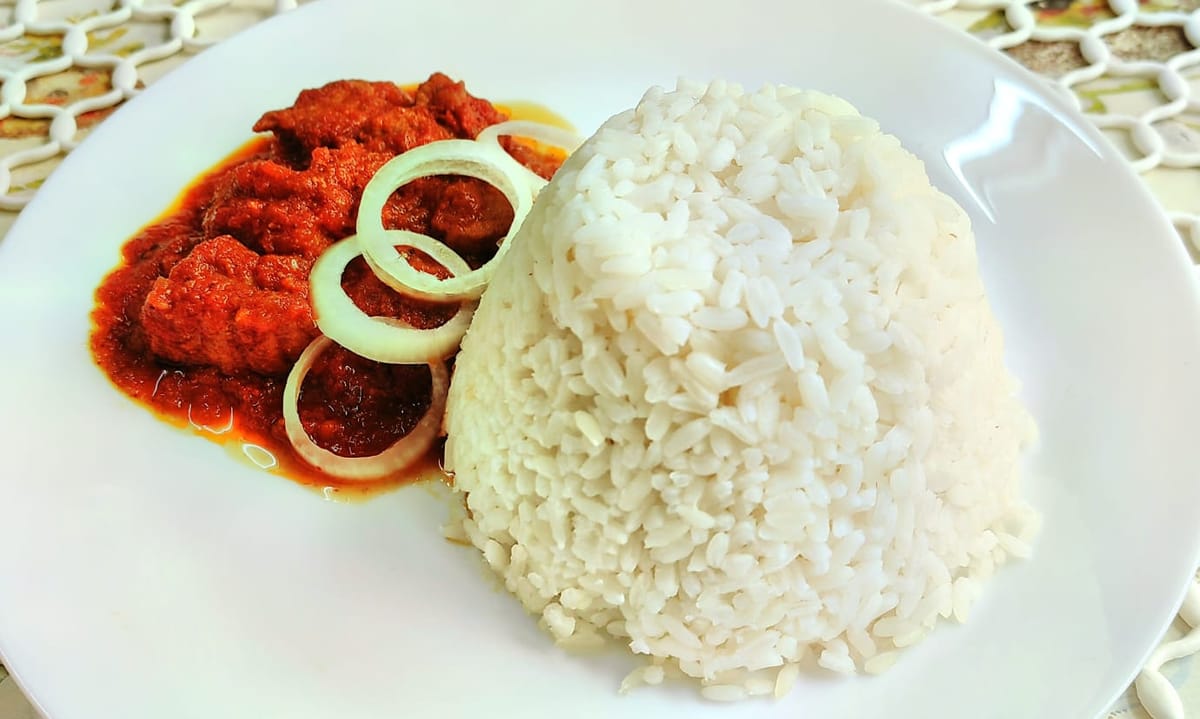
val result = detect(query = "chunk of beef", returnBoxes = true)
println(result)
[429,178,515,259]
[253,80,430,159]
[202,144,395,257]
[253,72,505,161]
[411,72,508,139]
[141,236,316,375]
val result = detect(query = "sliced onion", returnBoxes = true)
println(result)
[478,120,582,191]
[355,138,536,301]
[283,335,449,481]
[477,119,583,158]
[359,228,476,303]
[309,233,474,363]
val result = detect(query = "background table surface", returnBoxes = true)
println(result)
[0,1,1198,717]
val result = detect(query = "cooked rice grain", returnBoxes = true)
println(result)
[445,80,1037,698]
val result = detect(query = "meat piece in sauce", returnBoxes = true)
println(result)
[253,73,505,162]
[202,143,395,257]
[410,72,509,139]
[429,178,515,259]
[141,236,316,375]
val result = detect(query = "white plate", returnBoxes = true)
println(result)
[1,1,1198,717]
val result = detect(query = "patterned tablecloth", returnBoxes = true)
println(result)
[0,1,1198,717]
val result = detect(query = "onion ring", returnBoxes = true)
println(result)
[283,335,449,481]
[309,233,474,363]
[359,229,481,304]
[478,119,583,157]
[355,139,536,301]
[478,120,583,190]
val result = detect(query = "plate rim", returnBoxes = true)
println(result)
[0,1,1198,717]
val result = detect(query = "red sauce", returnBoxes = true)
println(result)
[89,74,565,498]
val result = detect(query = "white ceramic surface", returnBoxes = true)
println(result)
[0,1,1198,717]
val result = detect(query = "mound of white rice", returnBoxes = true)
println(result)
[444,80,1038,699]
